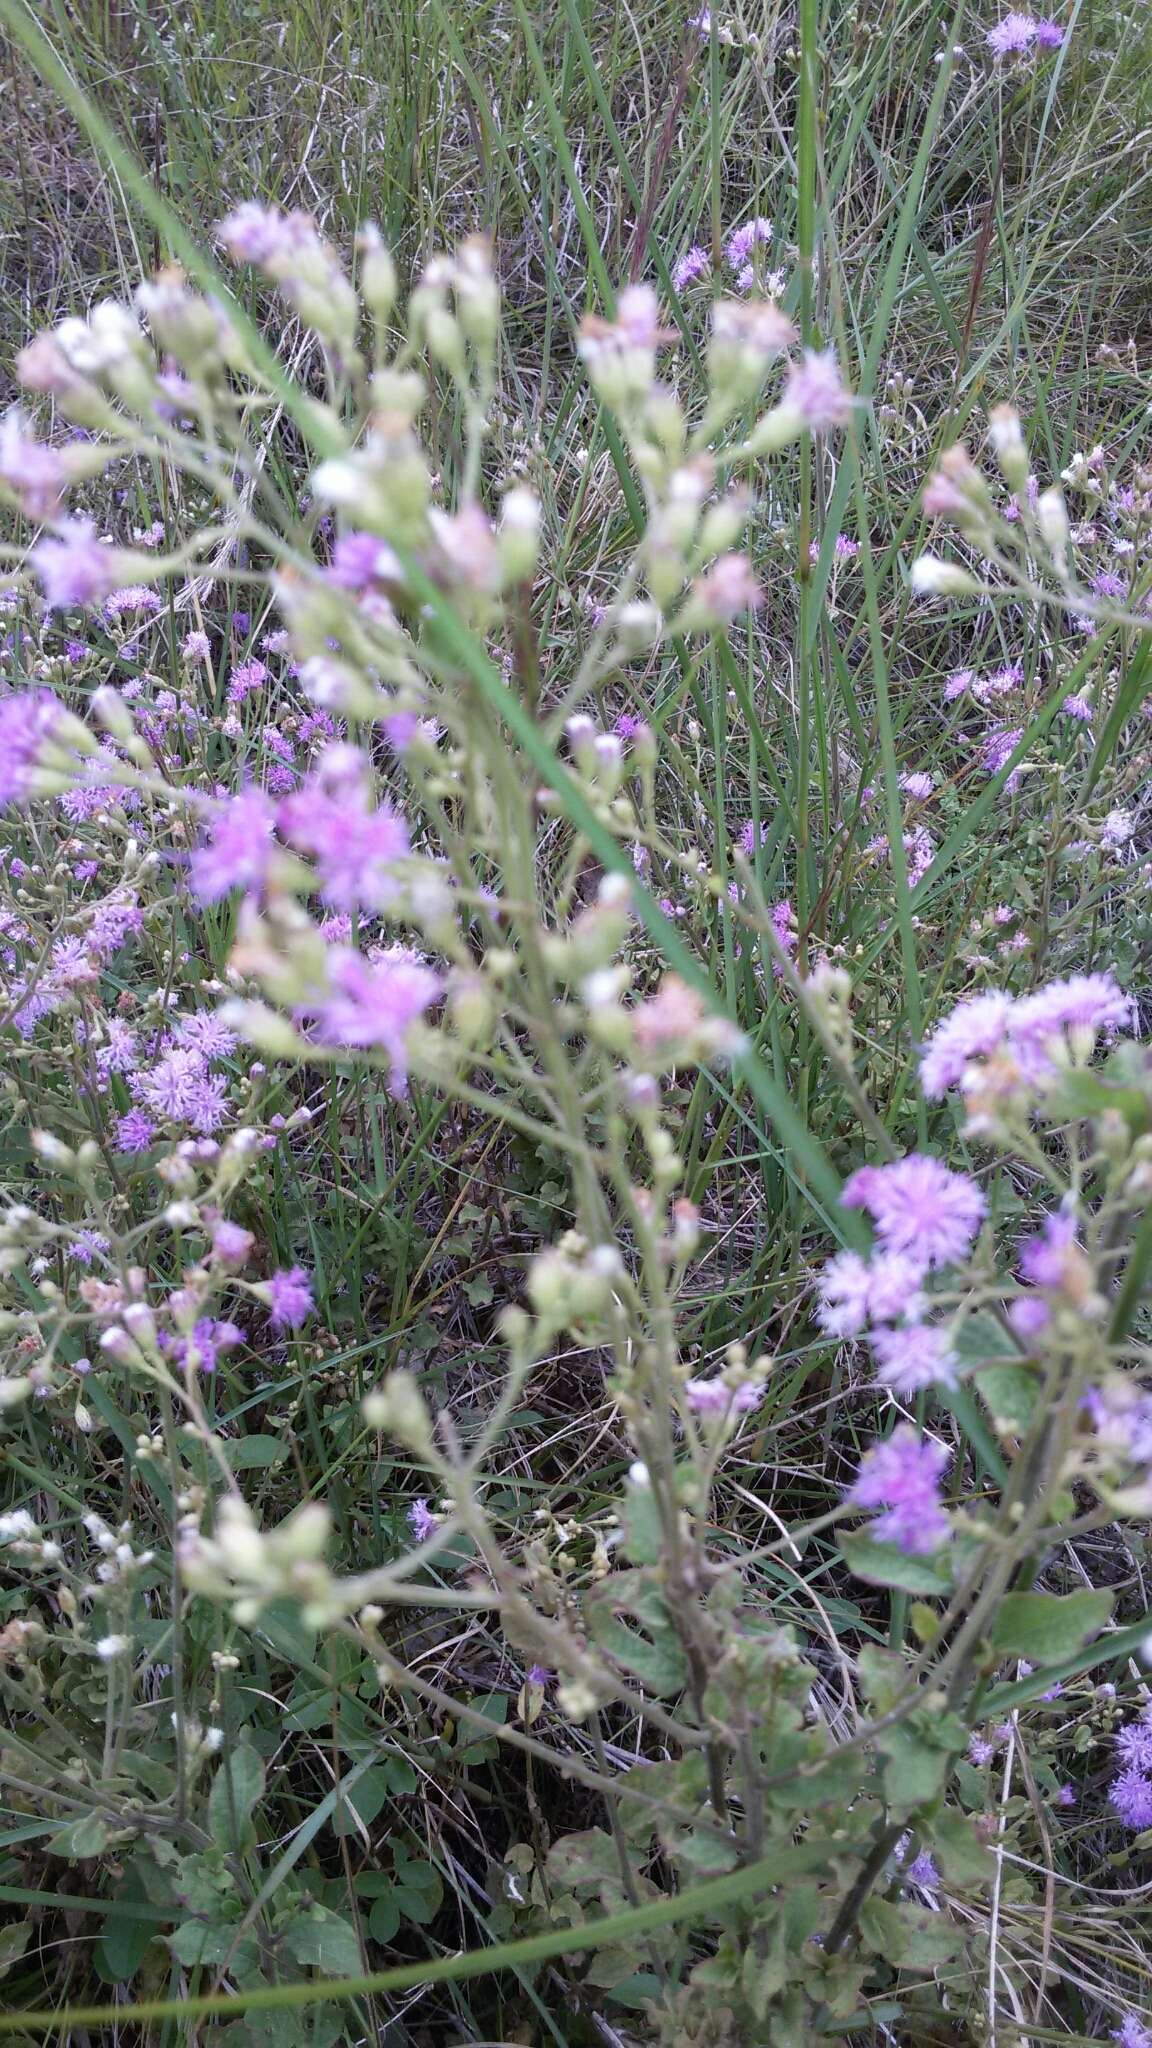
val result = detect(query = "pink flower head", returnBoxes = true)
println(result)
[1018,1210,1080,1288]
[1010,971,1133,1074]
[782,348,855,433]
[688,551,762,625]
[227,658,269,703]
[869,1321,959,1396]
[115,1109,155,1153]
[1111,1769,1152,1831]
[308,947,443,1095]
[1114,2017,1152,2048]
[0,408,67,520]
[0,689,65,808]
[407,1497,437,1541]
[672,247,711,293]
[32,517,118,610]
[327,530,403,591]
[683,1376,761,1416]
[847,1425,951,1555]
[189,788,278,904]
[816,1248,927,1339]
[919,992,1015,1098]
[278,748,410,913]
[211,1219,255,1265]
[1034,18,1065,45]
[986,11,1038,55]
[725,216,773,270]
[267,1264,314,1332]
[841,1154,986,1269]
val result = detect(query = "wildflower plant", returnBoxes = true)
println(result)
[0,177,1151,2048]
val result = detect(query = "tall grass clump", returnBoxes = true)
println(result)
[1,0,1152,2042]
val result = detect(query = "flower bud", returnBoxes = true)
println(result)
[357,224,398,327]
[909,555,980,596]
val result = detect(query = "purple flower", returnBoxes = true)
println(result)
[1111,1767,1152,1830]
[1053,1783,1075,1807]
[227,658,268,702]
[32,518,118,609]
[163,1317,243,1375]
[982,726,1024,789]
[211,1219,255,1264]
[1091,569,1126,598]
[968,1733,996,1766]
[407,1497,437,1542]
[526,1663,552,1687]
[278,758,410,912]
[725,217,773,269]
[987,11,1038,55]
[114,1110,156,1154]
[67,1229,110,1266]
[105,585,161,620]
[841,1154,986,1269]
[1018,1210,1080,1288]
[738,817,769,856]
[267,1264,314,1332]
[782,348,855,432]
[847,1425,951,1555]
[182,630,211,662]
[869,1321,958,1396]
[900,771,935,801]
[815,1248,927,1339]
[683,1377,761,1416]
[944,667,975,701]
[327,530,403,591]
[1114,2018,1152,2048]
[0,689,65,808]
[1034,17,1064,44]
[1062,691,1092,722]
[0,408,67,519]
[1011,972,1134,1073]
[672,246,711,292]
[919,992,1015,1098]
[135,1045,229,1133]
[905,1851,940,1891]
[189,788,278,904]
[305,948,443,1095]
[1116,1719,1152,1773]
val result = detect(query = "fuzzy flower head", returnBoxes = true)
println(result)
[672,247,711,293]
[847,1426,951,1555]
[725,216,773,270]
[919,992,1015,1098]
[986,11,1037,54]
[266,1265,314,1333]
[869,1321,959,1397]
[305,948,443,1096]
[190,788,278,905]
[0,408,68,520]
[816,1248,927,1339]
[782,348,855,433]
[32,518,119,610]
[0,690,67,809]
[841,1154,986,1269]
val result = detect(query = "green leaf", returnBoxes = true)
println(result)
[858,1897,961,1970]
[280,1907,362,1977]
[209,1744,265,1853]
[331,1767,389,1838]
[0,1924,30,1976]
[367,1892,400,1945]
[225,1435,290,1472]
[875,1724,952,1813]
[256,1599,317,1667]
[838,1534,953,1594]
[169,1920,257,1972]
[49,1814,112,1860]
[928,1811,993,1888]
[989,1589,1114,1661]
